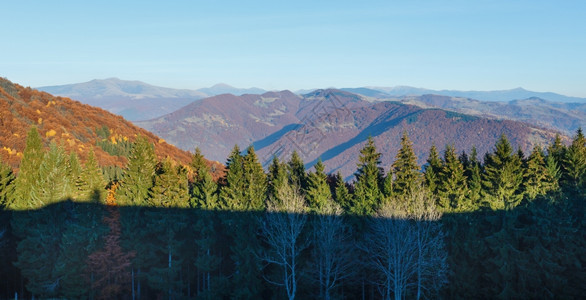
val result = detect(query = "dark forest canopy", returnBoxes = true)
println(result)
[0,128,584,299]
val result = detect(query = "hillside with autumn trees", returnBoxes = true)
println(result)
[0,77,223,179]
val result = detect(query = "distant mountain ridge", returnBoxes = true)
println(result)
[137,88,563,180]
[352,86,586,103]
[37,79,267,121]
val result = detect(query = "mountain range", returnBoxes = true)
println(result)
[137,89,563,180]
[37,78,267,121]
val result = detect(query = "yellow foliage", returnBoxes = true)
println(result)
[46,129,57,137]
[110,135,117,144]
[37,118,43,124]
[13,133,19,137]
[61,132,70,137]
[123,136,128,141]
[2,147,16,155]
[16,152,22,157]
[36,109,41,114]
[158,139,165,144]
[67,139,76,146]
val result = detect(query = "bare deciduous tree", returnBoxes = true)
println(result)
[362,188,448,300]
[259,184,309,300]
[312,199,354,300]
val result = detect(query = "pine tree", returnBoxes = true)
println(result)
[78,148,107,203]
[333,172,352,213]
[351,136,384,216]
[220,145,246,210]
[267,156,288,202]
[116,136,157,206]
[523,146,558,200]
[145,159,190,298]
[392,131,422,198]
[424,144,442,195]
[288,150,307,190]
[464,147,482,210]
[243,146,267,211]
[11,126,44,210]
[0,157,15,209]
[306,159,332,213]
[562,128,586,190]
[190,147,218,209]
[481,134,524,210]
[437,145,468,212]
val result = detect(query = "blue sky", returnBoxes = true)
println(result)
[2,0,585,97]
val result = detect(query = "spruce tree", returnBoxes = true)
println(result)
[267,156,288,202]
[464,147,482,210]
[0,157,15,209]
[392,131,422,198]
[481,134,524,210]
[523,146,558,200]
[306,159,332,213]
[243,146,267,211]
[78,148,107,203]
[424,144,442,195]
[562,128,586,190]
[145,159,190,298]
[190,147,218,209]
[437,145,468,212]
[11,126,44,210]
[220,145,246,210]
[333,172,352,213]
[351,136,384,216]
[116,136,157,206]
[288,150,307,190]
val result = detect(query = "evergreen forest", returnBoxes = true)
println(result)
[0,127,584,299]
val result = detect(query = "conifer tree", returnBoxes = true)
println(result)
[190,147,218,209]
[548,134,567,169]
[351,136,384,216]
[437,145,468,212]
[267,156,288,202]
[145,159,190,298]
[11,127,44,210]
[523,146,558,200]
[288,150,307,190]
[562,128,586,190]
[116,136,157,206]
[424,144,442,195]
[481,134,524,210]
[464,147,482,210]
[220,145,246,210]
[78,148,107,203]
[392,131,422,198]
[243,146,267,211]
[333,172,352,213]
[0,157,15,209]
[306,159,332,213]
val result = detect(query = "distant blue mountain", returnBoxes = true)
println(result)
[362,86,586,103]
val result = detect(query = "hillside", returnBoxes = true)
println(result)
[137,89,563,180]
[0,78,223,177]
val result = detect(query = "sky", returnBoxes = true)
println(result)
[2,0,585,97]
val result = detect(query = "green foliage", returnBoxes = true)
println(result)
[95,126,132,157]
[288,150,307,190]
[116,136,157,206]
[190,147,218,209]
[437,145,469,212]
[523,146,558,200]
[424,144,442,195]
[351,136,384,216]
[481,134,524,210]
[333,172,351,212]
[0,157,15,209]
[11,127,44,210]
[78,148,107,203]
[306,159,332,213]
[392,131,422,197]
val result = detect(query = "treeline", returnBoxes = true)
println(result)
[0,127,584,299]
